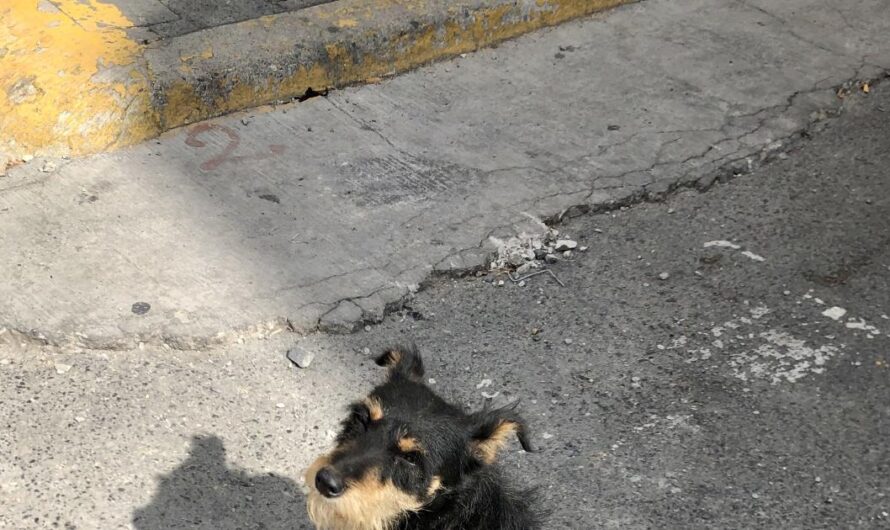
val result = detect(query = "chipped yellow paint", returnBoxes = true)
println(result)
[180,47,215,63]
[337,18,359,28]
[0,0,155,157]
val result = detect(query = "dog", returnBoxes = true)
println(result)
[305,345,543,529]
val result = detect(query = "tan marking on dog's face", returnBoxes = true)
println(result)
[397,436,422,453]
[426,475,442,498]
[306,465,424,530]
[364,396,384,422]
[472,419,520,464]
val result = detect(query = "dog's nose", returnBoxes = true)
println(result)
[315,467,345,498]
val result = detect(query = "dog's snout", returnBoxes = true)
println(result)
[315,467,345,498]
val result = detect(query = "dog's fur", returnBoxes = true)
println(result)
[305,345,543,530]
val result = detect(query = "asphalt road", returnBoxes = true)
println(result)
[2,83,889,530]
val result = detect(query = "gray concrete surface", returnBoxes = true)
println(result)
[2,80,889,530]
[54,0,335,38]
[2,0,889,351]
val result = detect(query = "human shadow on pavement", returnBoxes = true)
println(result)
[132,435,311,530]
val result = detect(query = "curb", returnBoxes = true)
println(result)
[1,0,634,161]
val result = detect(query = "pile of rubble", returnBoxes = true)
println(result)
[489,228,585,274]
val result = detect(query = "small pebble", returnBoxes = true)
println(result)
[54,363,72,375]
[542,432,554,440]
[544,254,559,264]
[497,280,505,287]
[579,246,589,252]
[287,346,315,368]
[658,272,670,280]
[555,239,578,251]
[364,325,371,332]
[428,378,436,385]
[276,403,285,408]
[563,250,573,258]
[74,416,86,423]
[362,347,371,355]
[518,280,526,287]
[564,338,573,345]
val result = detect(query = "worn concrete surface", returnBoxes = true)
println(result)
[2,0,890,350]
[2,81,889,529]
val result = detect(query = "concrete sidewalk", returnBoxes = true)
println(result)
[1,0,889,351]
[0,0,630,161]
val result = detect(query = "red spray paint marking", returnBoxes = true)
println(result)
[185,123,285,171]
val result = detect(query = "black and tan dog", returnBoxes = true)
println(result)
[305,345,542,530]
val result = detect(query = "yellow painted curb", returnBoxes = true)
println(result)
[0,0,155,159]
[1,0,635,160]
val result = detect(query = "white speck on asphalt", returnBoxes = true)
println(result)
[542,432,554,440]
[822,306,847,320]
[54,363,72,374]
[845,318,880,334]
[428,378,436,385]
[658,272,670,280]
[703,240,741,250]
[276,403,285,408]
[564,338,573,345]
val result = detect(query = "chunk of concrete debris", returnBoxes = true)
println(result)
[555,239,578,251]
[287,345,315,368]
[822,307,847,321]
[489,225,576,271]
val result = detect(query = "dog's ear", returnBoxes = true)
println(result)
[467,405,534,465]
[374,344,424,381]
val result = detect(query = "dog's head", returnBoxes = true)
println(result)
[305,345,533,530]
